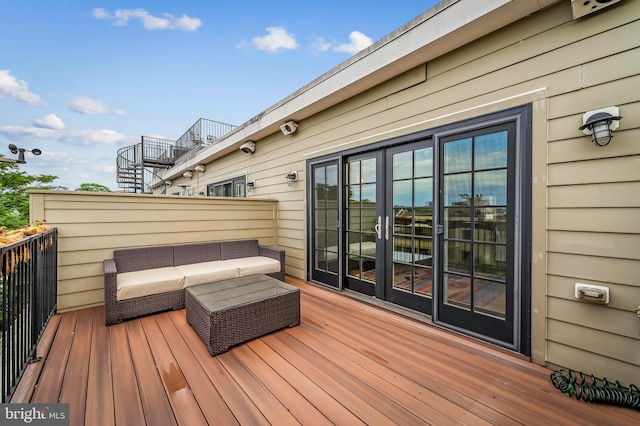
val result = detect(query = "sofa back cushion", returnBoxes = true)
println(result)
[220,239,259,260]
[174,242,222,266]
[114,246,174,273]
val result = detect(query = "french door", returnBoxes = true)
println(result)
[385,141,435,314]
[308,107,529,352]
[436,123,517,345]
[343,145,435,313]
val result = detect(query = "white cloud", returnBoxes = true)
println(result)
[93,8,202,31]
[311,36,332,53]
[0,126,59,141]
[33,113,65,130]
[92,8,110,19]
[59,129,133,146]
[251,27,298,53]
[0,70,45,106]
[334,31,373,55]
[0,125,134,146]
[69,96,125,115]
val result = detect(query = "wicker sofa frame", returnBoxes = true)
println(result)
[103,240,285,326]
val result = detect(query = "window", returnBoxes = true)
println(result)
[207,176,246,197]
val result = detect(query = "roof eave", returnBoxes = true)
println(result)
[162,0,560,180]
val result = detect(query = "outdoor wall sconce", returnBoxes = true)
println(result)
[240,141,256,154]
[280,120,299,135]
[286,171,298,186]
[247,180,255,192]
[579,106,622,147]
[194,165,205,172]
[183,171,193,178]
[8,144,41,164]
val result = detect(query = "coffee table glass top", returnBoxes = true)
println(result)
[186,274,298,311]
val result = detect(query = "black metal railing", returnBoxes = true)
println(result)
[174,118,238,153]
[116,137,176,193]
[1,228,58,403]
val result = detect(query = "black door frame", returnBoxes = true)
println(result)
[306,104,531,355]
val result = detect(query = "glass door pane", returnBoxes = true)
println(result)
[345,153,382,296]
[437,121,518,349]
[387,142,434,314]
[442,131,508,318]
[310,162,340,287]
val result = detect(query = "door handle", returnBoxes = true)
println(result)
[385,216,390,240]
[375,216,382,239]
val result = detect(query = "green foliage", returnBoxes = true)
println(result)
[0,157,65,230]
[75,183,111,192]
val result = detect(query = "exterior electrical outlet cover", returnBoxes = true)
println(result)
[571,0,623,19]
[574,283,610,304]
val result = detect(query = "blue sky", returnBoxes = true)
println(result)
[1,1,439,190]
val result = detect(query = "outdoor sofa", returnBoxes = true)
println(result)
[103,239,284,325]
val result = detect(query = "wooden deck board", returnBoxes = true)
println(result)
[59,308,93,426]
[109,323,146,425]
[126,319,177,426]
[140,315,208,426]
[85,305,114,426]
[31,310,78,403]
[12,276,640,425]
[159,312,238,425]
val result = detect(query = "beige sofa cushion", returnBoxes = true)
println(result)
[117,267,185,301]
[175,260,239,288]
[226,256,281,277]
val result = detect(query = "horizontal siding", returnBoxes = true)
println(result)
[548,181,640,208]
[548,208,640,233]
[547,297,637,340]
[547,341,640,387]
[548,123,640,163]
[547,275,637,312]
[31,191,278,312]
[548,231,640,260]
[548,319,639,366]
[548,253,639,287]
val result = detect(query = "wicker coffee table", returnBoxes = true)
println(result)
[185,274,300,356]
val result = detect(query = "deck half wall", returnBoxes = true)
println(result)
[29,191,279,313]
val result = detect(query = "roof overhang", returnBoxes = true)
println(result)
[161,0,561,181]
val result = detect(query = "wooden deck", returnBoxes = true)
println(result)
[12,277,640,425]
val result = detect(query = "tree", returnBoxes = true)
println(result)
[0,157,66,230]
[75,183,111,192]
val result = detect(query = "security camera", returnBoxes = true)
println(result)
[240,141,256,154]
[280,120,298,135]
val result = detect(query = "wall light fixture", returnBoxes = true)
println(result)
[286,171,298,186]
[579,107,622,147]
[280,121,299,135]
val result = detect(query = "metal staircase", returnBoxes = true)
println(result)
[116,137,176,193]
[116,118,238,194]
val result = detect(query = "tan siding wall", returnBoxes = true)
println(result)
[30,191,278,313]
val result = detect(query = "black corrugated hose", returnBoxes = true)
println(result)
[550,369,640,410]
